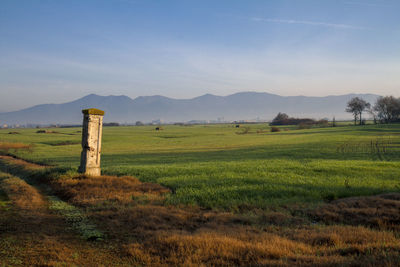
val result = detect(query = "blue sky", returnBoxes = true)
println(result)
[1,0,399,111]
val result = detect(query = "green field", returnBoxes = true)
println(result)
[1,123,400,211]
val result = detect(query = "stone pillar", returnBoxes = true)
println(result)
[78,108,105,176]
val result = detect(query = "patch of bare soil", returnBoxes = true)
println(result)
[309,193,400,230]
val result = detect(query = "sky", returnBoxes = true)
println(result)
[1,0,399,112]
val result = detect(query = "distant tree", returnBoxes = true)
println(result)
[270,112,317,126]
[103,122,119,127]
[345,97,370,125]
[367,106,378,124]
[135,121,144,126]
[271,113,289,125]
[332,117,336,127]
[373,96,400,123]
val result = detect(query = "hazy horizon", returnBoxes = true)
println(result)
[0,91,382,114]
[0,92,381,125]
[1,0,399,112]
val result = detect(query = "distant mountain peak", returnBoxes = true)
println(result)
[193,93,220,99]
[0,91,381,125]
[82,93,101,98]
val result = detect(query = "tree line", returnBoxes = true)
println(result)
[346,96,400,125]
[270,112,328,126]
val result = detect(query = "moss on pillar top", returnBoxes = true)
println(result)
[82,108,105,116]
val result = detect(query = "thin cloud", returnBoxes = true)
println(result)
[251,17,366,30]
[345,1,392,8]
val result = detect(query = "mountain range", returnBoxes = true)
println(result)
[0,92,380,125]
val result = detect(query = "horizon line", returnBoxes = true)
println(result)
[0,91,382,114]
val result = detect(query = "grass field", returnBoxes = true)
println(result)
[1,123,400,211]
[1,123,400,266]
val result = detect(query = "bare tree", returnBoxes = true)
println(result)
[367,106,377,124]
[346,97,370,125]
[373,96,400,123]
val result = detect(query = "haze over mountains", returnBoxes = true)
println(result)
[0,92,379,125]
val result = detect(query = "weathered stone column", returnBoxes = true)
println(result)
[78,108,105,176]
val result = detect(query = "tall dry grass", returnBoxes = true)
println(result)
[123,225,400,266]
[1,155,400,266]
[0,175,45,210]
[0,142,32,153]
[309,193,400,231]
[52,175,170,206]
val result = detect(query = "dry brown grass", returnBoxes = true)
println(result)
[1,156,400,266]
[0,142,32,153]
[0,200,134,266]
[87,192,400,266]
[309,193,400,231]
[52,175,170,206]
[0,155,46,170]
[125,230,315,266]
[290,225,399,250]
[0,171,133,266]
[0,175,45,210]
[123,225,400,266]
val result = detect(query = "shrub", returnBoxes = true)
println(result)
[236,126,250,135]
[270,126,280,132]
[36,130,58,134]
[316,119,329,126]
[270,112,316,126]
[298,123,312,130]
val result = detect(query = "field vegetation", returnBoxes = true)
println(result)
[1,123,400,266]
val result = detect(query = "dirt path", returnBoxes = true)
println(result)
[0,156,131,266]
